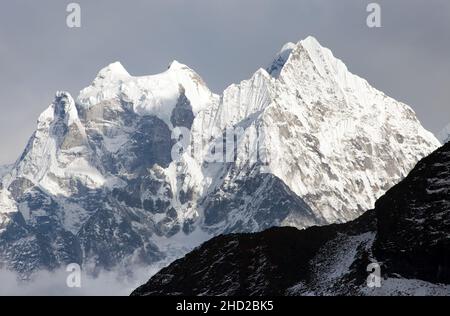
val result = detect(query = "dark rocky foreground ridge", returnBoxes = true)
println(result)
[132,142,450,296]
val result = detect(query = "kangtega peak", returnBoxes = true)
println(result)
[0,36,440,276]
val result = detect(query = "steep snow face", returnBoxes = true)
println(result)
[0,36,441,276]
[78,61,216,127]
[197,36,440,226]
[3,91,100,195]
[0,61,220,275]
[261,36,441,222]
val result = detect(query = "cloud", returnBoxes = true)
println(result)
[0,266,157,296]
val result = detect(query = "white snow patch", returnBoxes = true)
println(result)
[362,278,450,296]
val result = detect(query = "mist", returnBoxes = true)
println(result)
[0,266,159,296]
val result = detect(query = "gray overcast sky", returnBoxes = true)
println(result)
[0,0,449,164]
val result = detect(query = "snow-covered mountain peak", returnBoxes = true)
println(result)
[77,60,215,124]
[34,91,83,136]
[4,89,93,196]
[167,60,189,71]
[53,91,81,125]
[207,66,273,133]
[266,42,297,78]
[283,36,350,83]
[229,36,441,224]
[267,36,334,79]
[280,41,297,52]
[94,61,130,82]
[28,91,83,146]
[299,35,324,52]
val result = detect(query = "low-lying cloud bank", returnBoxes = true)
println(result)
[0,266,159,296]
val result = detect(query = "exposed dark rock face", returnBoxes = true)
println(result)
[132,143,450,296]
[0,211,82,274]
[125,115,174,172]
[77,206,164,272]
[202,170,323,233]
[373,143,450,284]
[131,213,374,296]
[171,87,195,129]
